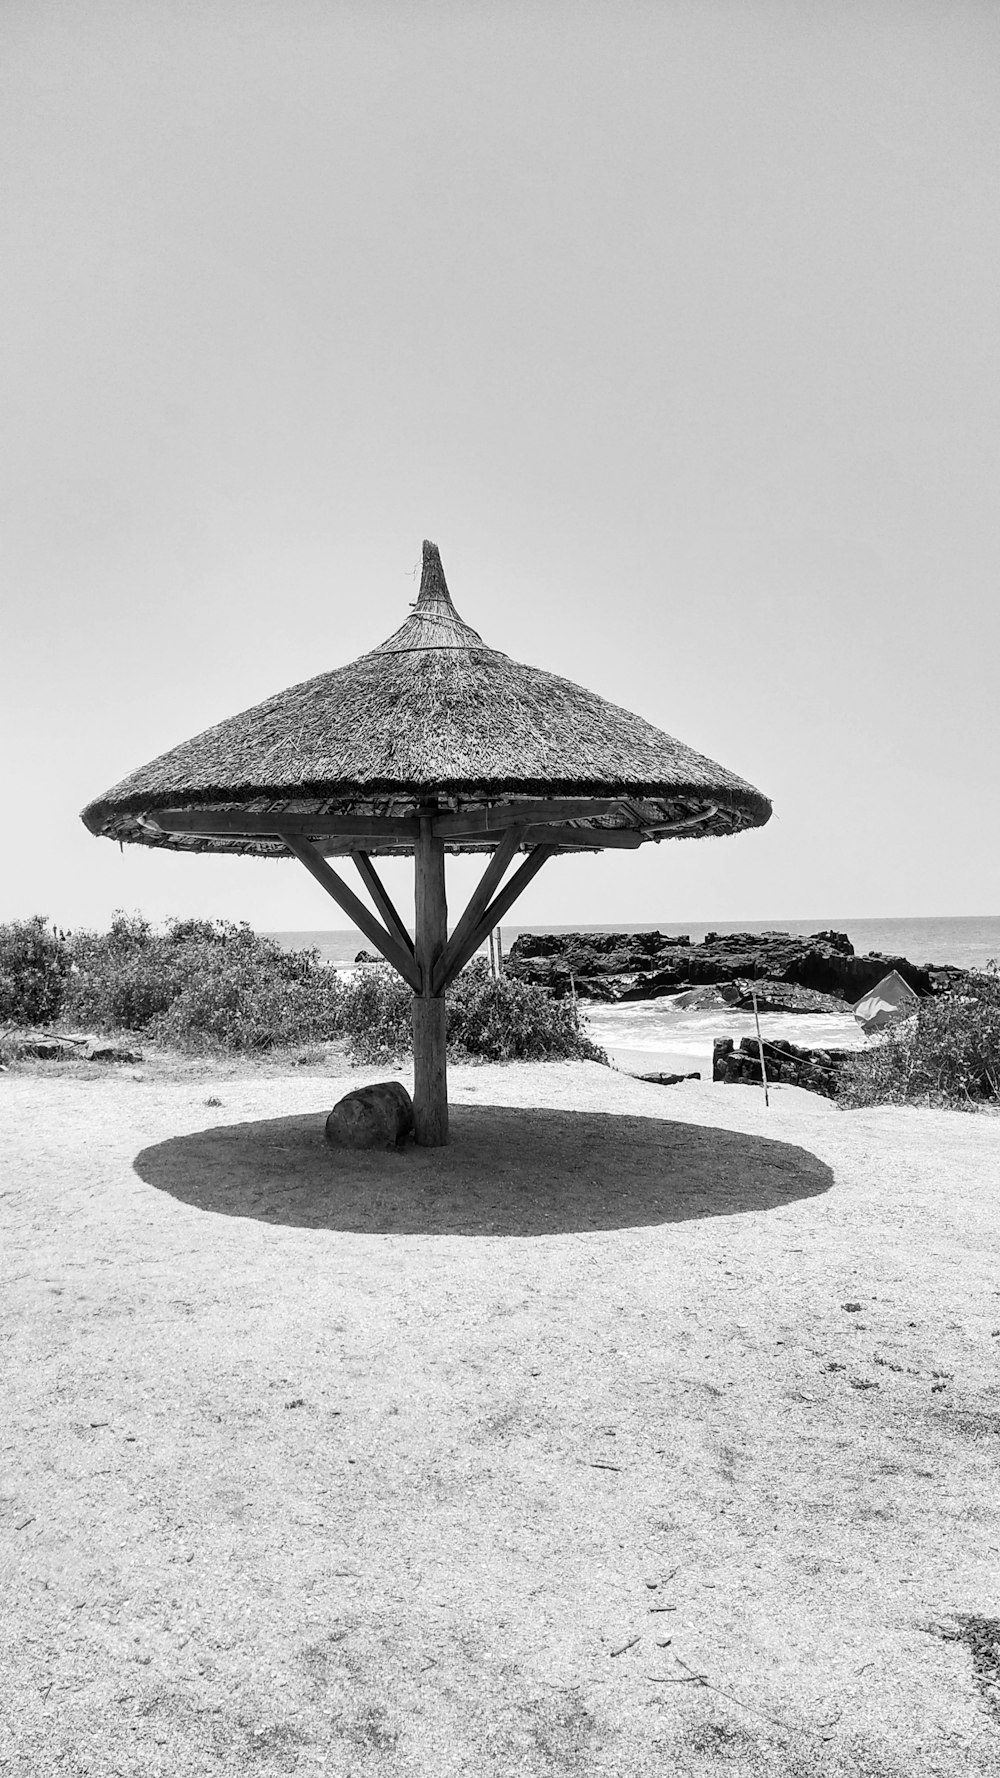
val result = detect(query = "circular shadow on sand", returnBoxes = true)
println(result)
[134,1104,832,1236]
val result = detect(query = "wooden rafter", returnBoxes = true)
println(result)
[641,804,719,835]
[432,798,629,836]
[150,810,420,840]
[522,825,642,850]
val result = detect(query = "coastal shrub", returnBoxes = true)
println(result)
[338,959,607,1065]
[0,916,70,1026]
[65,913,183,1030]
[336,963,412,1062]
[154,959,341,1053]
[838,966,1000,1108]
[63,914,342,1052]
[8,911,606,1062]
[447,964,608,1063]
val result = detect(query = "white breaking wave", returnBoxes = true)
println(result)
[582,997,866,1073]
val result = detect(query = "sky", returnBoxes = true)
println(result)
[3,0,998,936]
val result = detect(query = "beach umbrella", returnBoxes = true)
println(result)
[82,541,771,1144]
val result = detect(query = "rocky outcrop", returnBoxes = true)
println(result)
[717,979,847,1014]
[506,930,967,1006]
[713,1036,852,1097]
[0,1030,142,1064]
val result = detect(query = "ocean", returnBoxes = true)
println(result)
[265,916,1000,1078]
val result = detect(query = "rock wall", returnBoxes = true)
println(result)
[712,1036,853,1097]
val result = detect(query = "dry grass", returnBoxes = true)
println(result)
[2,1060,999,1776]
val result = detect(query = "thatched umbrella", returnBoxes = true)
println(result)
[82,541,771,1143]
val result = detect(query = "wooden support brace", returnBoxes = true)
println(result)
[431,825,526,992]
[352,852,414,957]
[279,832,422,991]
[433,844,556,995]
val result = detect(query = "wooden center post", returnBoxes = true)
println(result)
[413,816,449,1145]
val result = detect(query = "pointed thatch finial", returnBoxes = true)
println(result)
[417,540,454,610]
[375,540,488,652]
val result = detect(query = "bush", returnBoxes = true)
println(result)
[154,961,339,1054]
[448,964,608,1063]
[838,966,1000,1108]
[3,910,607,1064]
[0,917,70,1026]
[336,963,412,1062]
[62,914,342,1052]
[65,912,182,1031]
[338,959,607,1066]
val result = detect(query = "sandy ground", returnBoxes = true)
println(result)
[2,1058,999,1777]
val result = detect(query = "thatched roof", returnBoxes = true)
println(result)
[81,542,771,856]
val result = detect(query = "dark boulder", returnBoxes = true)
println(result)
[8,1035,77,1060]
[84,1041,142,1064]
[635,1070,702,1086]
[325,1081,414,1149]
